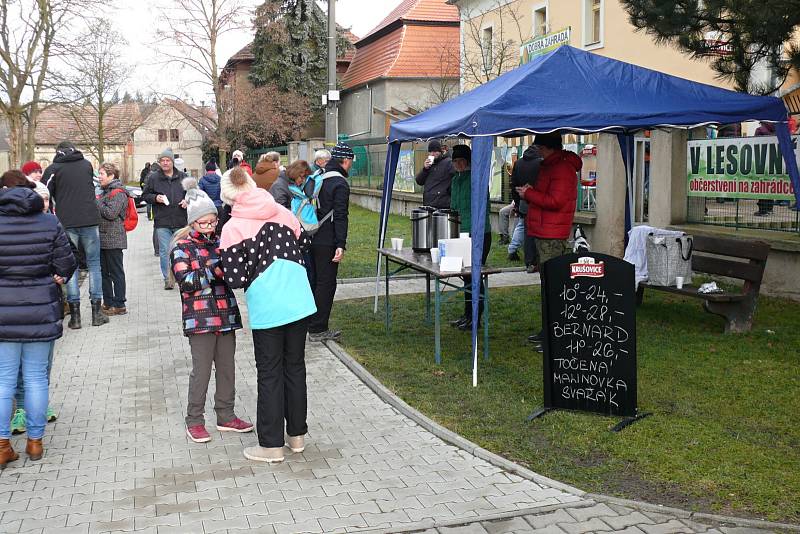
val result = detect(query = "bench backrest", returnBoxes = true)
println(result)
[691,235,770,284]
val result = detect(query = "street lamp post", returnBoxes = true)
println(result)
[325,0,338,145]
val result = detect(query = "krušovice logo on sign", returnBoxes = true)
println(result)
[569,257,605,279]
[519,27,571,65]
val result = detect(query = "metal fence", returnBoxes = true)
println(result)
[687,197,800,233]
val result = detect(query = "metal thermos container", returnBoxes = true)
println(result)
[432,209,460,245]
[411,207,435,252]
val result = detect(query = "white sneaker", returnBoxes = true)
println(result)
[286,435,305,453]
[243,446,284,463]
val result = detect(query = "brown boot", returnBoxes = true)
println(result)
[0,438,19,469]
[25,438,43,461]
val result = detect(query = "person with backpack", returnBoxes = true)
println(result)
[306,143,352,343]
[96,163,130,316]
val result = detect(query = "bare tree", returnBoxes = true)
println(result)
[154,0,249,166]
[222,83,312,148]
[57,26,134,162]
[0,0,108,166]
[459,0,529,88]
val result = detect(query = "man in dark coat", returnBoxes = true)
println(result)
[415,140,454,208]
[142,147,188,289]
[509,145,542,271]
[307,143,352,342]
[44,141,107,328]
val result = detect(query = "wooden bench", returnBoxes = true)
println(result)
[636,235,770,333]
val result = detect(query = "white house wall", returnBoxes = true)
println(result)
[133,105,205,179]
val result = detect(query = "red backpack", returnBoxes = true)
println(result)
[108,189,139,232]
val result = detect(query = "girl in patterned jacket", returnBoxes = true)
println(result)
[169,180,253,443]
[219,167,316,463]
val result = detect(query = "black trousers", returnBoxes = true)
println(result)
[251,319,308,448]
[524,235,539,266]
[308,245,339,334]
[100,248,126,307]
[463,233,492,319]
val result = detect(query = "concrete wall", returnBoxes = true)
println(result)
[133,105,204,179]
[340,78,459,140]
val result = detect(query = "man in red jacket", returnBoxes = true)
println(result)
[515,132,581,347]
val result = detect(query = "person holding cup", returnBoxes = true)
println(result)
[415,140,454,209]
[449,144,492,331]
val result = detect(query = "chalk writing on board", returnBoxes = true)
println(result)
[542,253,637,417]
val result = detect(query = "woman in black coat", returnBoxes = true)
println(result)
[0,170,76,468]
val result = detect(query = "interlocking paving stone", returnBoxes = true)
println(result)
[0,219,765,534]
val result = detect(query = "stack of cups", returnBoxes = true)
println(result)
[430,247,440,263]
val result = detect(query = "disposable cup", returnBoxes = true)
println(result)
[396,238,404,251]
[676,276,684,289]
[391,238,400,250]
[430,248,440,263]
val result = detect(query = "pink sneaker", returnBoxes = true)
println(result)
[216,417,254,433]
[186,424,211,443]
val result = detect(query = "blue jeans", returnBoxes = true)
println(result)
[66,226,103,302]
[0,341,52,439]
[14,342,55,410]
[508,218,526,254]
[156,227,183,280]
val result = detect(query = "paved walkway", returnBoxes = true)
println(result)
[0,220,779,533]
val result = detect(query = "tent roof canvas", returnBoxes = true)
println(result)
[388,45,789,142]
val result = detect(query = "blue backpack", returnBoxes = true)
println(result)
[288,171,337,235]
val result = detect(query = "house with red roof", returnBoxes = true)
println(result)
[338,0,460,140]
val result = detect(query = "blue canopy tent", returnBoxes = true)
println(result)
[376,45,799,386]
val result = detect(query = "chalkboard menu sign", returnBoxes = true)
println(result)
[541,252,637,417]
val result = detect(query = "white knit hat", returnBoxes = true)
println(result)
[182,177,218,224]
[220,166,256,205]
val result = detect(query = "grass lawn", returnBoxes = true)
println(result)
[331,286,800,523]
[338,204,519,279]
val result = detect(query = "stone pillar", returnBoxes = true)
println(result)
[593,133,627,257]
[649,130,689,227]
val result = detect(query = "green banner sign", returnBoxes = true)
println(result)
[520,27,571,65]
[686,136,798,199]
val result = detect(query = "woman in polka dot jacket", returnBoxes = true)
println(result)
[219,167,317,463]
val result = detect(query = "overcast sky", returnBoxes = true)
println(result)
[115,0,404,103]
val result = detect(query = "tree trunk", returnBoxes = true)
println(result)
[8,112,23,168]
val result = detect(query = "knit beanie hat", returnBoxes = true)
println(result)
[451,144,471,161]
[32,180,50,200]
[533,132,563,150]
[330,143,355,160]
[205,161,217,172]
[182,177,218,224]
[427,140,443,153]
[21,161,43,176]
[220,166,257,205]
[159,147,175,162]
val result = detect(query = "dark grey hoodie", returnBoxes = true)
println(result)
[510,145,542,215]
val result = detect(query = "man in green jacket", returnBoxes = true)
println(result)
[449,144,492,331]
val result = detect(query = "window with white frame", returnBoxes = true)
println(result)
[583,0,604,48]
[482,26,493,72]
[533,4,548,37]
